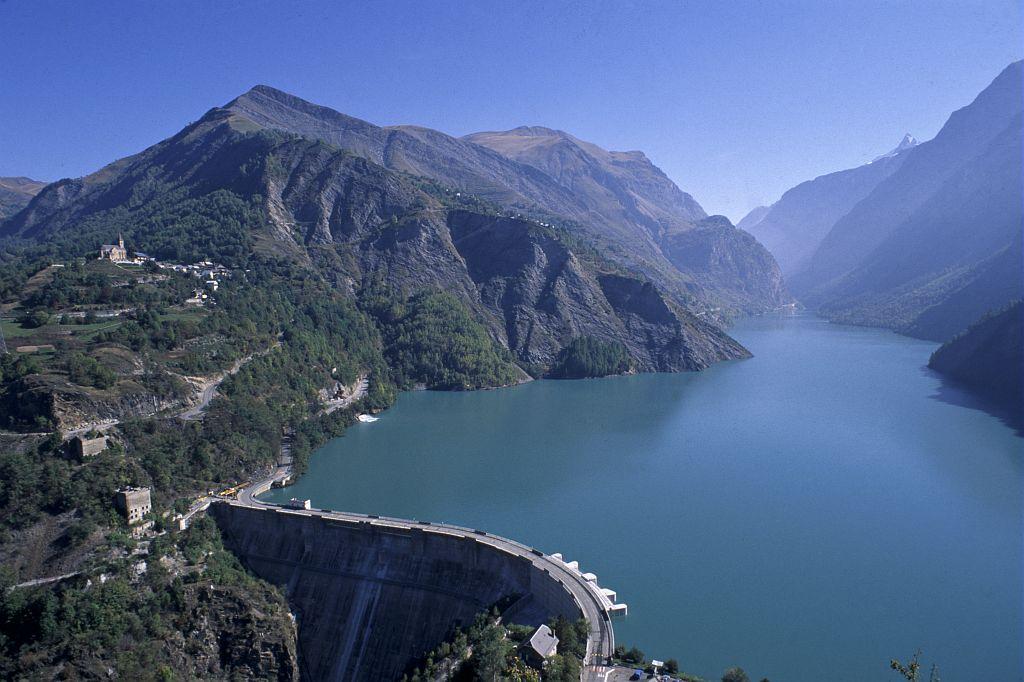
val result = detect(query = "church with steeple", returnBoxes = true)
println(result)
[99,234,127,261]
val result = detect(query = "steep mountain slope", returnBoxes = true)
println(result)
[791,61,1023,339]
[463,126,706,237]
[738,137,914,275]
[818,115,1023,339]
[660,215,789,313]
[0,176,47,219]
[223,87,701,304]
[929,300,1023,414]
[466,125,790,313]
[219,87,788,314]
[1,103,749,373]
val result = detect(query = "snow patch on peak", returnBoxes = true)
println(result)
[871,133,919,162]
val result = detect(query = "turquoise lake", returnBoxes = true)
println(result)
[264,313,1023,681]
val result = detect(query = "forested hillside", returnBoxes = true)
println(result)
[929,300,1023,415]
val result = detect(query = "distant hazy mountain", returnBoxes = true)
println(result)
[466,125,790,313]
[1,91,750,373]
[736,205,769,231]
[0,176,46,219]
[929,300,1022,414]
[791,61,1023,340]
[738,136,916,276]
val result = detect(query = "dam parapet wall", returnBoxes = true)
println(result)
[211,502,588,681]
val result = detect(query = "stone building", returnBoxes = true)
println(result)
[71,434,107,459]
[114,486,152,525]
[99,234,127,261]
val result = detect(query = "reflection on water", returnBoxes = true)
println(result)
[926,366,1024,436]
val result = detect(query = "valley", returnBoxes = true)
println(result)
[0,13,1019,679]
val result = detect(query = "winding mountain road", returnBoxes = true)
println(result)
[178,342,279,421]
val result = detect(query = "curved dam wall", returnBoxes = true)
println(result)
[211,503,583,681]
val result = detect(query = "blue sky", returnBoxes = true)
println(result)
[1,1,1019,221]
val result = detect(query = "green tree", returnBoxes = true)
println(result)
[543,653,580,682]
[891,651,940,682]
[548,336,632,379]
[21,309,51,328]
[722,668,750,682]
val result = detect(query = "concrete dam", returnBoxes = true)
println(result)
[211,501,624,681]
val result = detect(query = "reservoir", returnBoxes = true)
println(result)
[264,314,1022,682]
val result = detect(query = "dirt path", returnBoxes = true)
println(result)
[178,342,280,421]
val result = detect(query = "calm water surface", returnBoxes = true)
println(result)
[265,314,1023,681]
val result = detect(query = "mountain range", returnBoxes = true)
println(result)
[744,61,1022,343]
[738,135,917,275]
[1,87,773,374]
[218,86,790,316]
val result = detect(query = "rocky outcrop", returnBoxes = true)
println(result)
[225,114,753,371]
[464,125,791,314]
[447,211,747,370]
[9,373,188,432]
[221,87,787,314]
[163,579,299,680]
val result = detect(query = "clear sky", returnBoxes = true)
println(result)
[1,1,1020,221]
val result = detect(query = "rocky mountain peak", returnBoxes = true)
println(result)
[872,133,919,162]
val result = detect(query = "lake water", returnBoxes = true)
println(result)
[264,313,1023,682]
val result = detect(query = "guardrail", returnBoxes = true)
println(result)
[221,498,620,660]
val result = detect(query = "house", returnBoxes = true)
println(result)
[114,486,152,525]
[99,234,128,261]
[520,624,559,668]
[287,498,312,510]
[72,434,107,458]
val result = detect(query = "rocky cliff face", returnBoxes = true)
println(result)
[661,216,790,314]
[465,125,792,314]
[448,211,747,370]
[214,86,788,314]
[163,579,299,681]
[18,374,188,431]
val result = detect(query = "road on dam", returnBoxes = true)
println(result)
[225,463,623,680]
